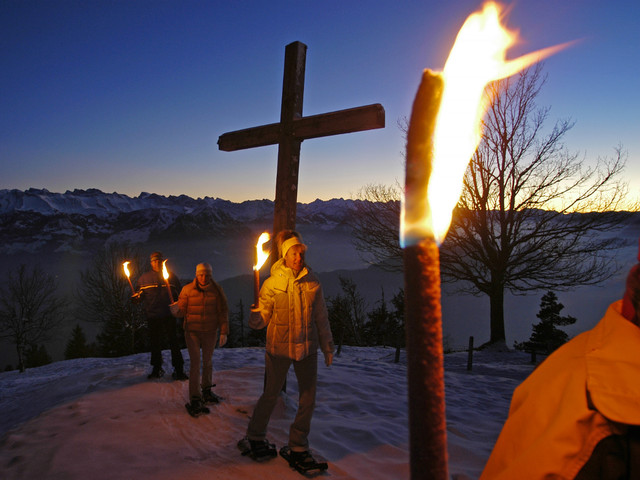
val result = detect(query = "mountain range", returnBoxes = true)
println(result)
[1,188,637,366]
[0,188,360,267]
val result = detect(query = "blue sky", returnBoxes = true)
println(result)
[2,0,638,203]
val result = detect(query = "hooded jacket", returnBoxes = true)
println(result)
[178,279,229,335]
[250,258,334,361]
[481,300,640,479]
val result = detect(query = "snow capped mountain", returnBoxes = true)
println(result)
[0,188,361,271]
[0,188,356,222]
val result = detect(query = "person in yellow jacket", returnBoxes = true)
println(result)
[240,230,334,471]
[176,262,228,416]
[481,251,640,479]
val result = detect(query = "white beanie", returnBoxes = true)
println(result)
[196,262,212,275]
[281,237,306,258]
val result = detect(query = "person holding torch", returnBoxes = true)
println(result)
[239,230,334,474]
[132,251,187,380]
[175,262,229,417]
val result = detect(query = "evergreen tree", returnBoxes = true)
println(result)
[338,276,366,346]
[328,294,353,355]
[363,288,400,347]
[227,299,246,348]
[515,291,576,353]
[390,289,405,363]
[25,344,52,368]
[65,324,90,359]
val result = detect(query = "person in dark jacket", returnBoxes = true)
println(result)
[133,251,187,380]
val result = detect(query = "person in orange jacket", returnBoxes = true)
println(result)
[481,243,640,479]
[176,262,228,416]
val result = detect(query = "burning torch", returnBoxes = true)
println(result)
[253,232,271,308]
[401,3,569,478]
[162,259,175,303]
[122,261,135,294]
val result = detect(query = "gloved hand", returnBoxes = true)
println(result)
[169,302,182,318]
[219,334,227,347]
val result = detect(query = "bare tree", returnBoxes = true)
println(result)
[441,64,633,346]
[351,64,635,347]
[351,183,402,271]
[75,242,147,356]
[0,264,66,372]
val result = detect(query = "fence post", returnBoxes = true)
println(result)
[467,336,474,371]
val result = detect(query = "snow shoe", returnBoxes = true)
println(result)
[237,436,277,462]
[172,369,188,381]
[185,396,210,417]
[147,367,165,379]
[280,446,328,475]
[202,386,221,404]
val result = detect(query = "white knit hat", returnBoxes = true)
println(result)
[281,237,306,258]
[196,262,212,274]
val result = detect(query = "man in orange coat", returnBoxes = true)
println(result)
[481,246,640,479]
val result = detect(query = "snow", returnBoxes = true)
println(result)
[0,345,537,479]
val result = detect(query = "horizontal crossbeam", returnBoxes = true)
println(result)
[217,103,385,152]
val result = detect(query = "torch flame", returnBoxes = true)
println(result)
[402,1,573,246]
[123,261,131,278]
[253,232,271,271]
[162,259,169,280]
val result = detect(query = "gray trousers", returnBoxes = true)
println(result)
[185,330,216,398]
[247,352,318,452]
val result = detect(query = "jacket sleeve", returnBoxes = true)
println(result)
[215,281,230,336]
[313,284,334,354]
[249,278,275,329]
[177,285,188,318]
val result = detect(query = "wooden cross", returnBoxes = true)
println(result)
[218,41,385,239]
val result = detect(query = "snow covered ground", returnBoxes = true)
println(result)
[0,345,537,480]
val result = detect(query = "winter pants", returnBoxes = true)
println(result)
[185,329,216,398]
[148,316,184,371]
[247,352,318,452]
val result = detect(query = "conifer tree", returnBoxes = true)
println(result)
[25,344,52,368]
[516,291,576,353]
[65,324,90,359]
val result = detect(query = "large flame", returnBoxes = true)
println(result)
[253,232,271,270]
[162,259,170,280]
[123,261,131,278]
[403,1,572,245]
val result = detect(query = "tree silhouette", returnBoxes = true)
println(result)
[75,242,147,357]
[441,65,631,345]
[515,291,576,353]
[0,264,66,372]
[351,64,633,347]
[65,324,93,359]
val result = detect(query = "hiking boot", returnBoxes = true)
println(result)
[186,395,210,417]
[286,449,328,473]
[249,438,277,460]
[147,367,165,379]
[172,369,188,381]
[237,437,277,461]
[202,386,221,404]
